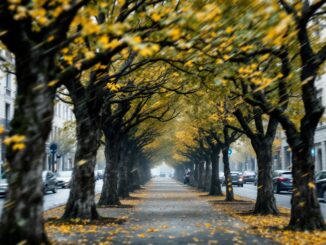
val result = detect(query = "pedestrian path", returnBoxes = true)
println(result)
[50,178,277,244]
[112,177,276,244]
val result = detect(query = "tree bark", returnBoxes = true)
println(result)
[198,161,205,190]
[210,149,223,196]
[289,146,325,230]
[223,147,234,201]
[98,137,121,206]
[118,143,129,198]
[204,156,211,191]
[0,53,55,244]
[62,117,100,219]
[254,144,279,215]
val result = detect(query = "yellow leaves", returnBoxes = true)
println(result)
[192,237,199,242]
[98,36,121,50]
[77,159,87,166]
[85,51,95,59]
[168,28,182,41]
[204,223,212,228]
[13,6,28,20]
[48,80,59,87]
[185,60,193,67]
[29,7,49,25]
[106,82,121,92]
[132,36,142,44]
[0,126,5,134]
[225,26,233,34]
[146,227,159,232]
[215,59,223,64]
[63,55,74,65]
[263,15,293,46]
[81,22,101,36]
[137,233,146,238]
[308,182,315,189]
[139,44,160,57]
[4,134,26,151]
[151,13,161,22]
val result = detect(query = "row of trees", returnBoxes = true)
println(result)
[0,0,325,244]
[167,0,326,232]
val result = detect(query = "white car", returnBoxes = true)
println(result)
[56,171,73,188]
[0,178,8,197]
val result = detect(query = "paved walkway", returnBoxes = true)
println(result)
[52,178,277,244]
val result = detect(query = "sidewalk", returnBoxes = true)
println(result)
[48,178,277,244]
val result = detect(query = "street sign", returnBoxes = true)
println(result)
[49,143,57,154]
[228,148,232,156]
[311,148,316,157]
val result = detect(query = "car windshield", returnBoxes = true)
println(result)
[244,172,255,175]
[231,173,239,176]
[281,173,292,179]
[57,171,72,177]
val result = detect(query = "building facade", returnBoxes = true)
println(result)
[0,50,76,176]
[280,75,326,172]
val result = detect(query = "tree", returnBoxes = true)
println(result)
[0,1,88,243]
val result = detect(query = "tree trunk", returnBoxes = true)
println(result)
[210,149,223,196]
[223,147,234,201]
[192,163,199,187]
[62,117,100,219]
[0,54,55,244]
[254,144,279,215]
[289,146,325,230]
[98,137,121,206]
[204,157,211,191]
[198,161,205,190]
[118,144,129,198]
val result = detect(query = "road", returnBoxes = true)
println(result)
[229,183,326,219]
[0,180,103,217]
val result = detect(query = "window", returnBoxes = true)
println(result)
[5,103,10,121]
[5,74,11,96]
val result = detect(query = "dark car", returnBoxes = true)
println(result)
[273,170,292,194]
[230,171,244,187]
[243,171,256,184]
[316,170,326,202]
[56,170,73,188]
[42,171,57,194]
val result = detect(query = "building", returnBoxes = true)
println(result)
[0,50,76,175]
[46,96,76,172]
[280,75,326,172]
[0,49,16,177]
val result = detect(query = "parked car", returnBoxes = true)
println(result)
[56,170,73,188]
[243,171,256,184]
[254,174,258,186]
[0,178,8,197]
[316,170,326,202]
[95,170,104,180]
[42,171,57,194]
[272,170,292,194]
[226,171,244,187]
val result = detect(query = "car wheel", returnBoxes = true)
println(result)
[323,190,326,203]
[52,187,57,194]
[241,184,243,187]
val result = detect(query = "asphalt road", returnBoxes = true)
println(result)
[0,180,103,217]
[228,183,326,219]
